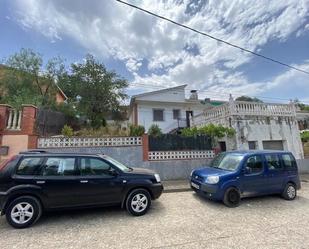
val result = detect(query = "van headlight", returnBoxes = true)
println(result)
[154,174,161,183]
[190,170,194,177]
[205,175,219,184]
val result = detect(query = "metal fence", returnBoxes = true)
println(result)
[148,134,212,151]
[36,108,66,136]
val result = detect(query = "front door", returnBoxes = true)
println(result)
[186,111,193,128]
[240,155,268,196]
[76,157,124,206]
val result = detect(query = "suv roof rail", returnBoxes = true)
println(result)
[19,150,48,154]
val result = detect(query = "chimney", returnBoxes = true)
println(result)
[189,90,198,100]
[204,98,211,103]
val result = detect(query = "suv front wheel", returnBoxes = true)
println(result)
[126,189,151,216]
[6,196,42,229]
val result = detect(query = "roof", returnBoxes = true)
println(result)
[55,84,68,100]
[131,84,187,100]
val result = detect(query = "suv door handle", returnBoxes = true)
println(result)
[36,181,45,184]
[80,180,88,183]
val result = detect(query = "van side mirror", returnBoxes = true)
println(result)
[242,167,252,175]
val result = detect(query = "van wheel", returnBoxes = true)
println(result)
[223,187,240,207]
[282,183,297,200]
[6,196,42,229]
[126,189,151,216]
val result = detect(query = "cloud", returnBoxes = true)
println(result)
[9,0,309,101]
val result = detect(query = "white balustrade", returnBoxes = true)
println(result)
[38,136,142,148]
[6,109,22,130]
[148,150,215,161]
[193,101,296,126]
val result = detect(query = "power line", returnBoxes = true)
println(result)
[116,0,309,75]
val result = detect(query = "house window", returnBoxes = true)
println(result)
[153,109,164,121]
[248,141,257,150]
[173,109,181,120]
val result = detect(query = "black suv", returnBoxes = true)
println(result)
[0,151,163,228]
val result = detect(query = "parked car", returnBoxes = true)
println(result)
[0,151,163,228]
[190,150,301,207]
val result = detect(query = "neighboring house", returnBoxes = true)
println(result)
[296,110,309,130]
[193,96,304,159]
[129,85,223,133]
[0,64,68,104]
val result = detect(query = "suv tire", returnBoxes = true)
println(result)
[6,196,42,229]
[282,183,297,200]
[126,189,151,216]
[223,187,241,207]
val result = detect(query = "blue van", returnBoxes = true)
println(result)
[190,150,301,207]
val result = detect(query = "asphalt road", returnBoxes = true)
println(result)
[1,182,309,249]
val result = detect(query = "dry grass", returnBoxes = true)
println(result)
[74,125,129,137]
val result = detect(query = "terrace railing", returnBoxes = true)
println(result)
[193,100,296,126]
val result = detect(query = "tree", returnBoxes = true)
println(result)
[294,98,309,111]
[236,96,263,102]
[0,48,65,107]
[58,54,128,128]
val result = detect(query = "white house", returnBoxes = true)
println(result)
[192,96,304,159]
[129,85,220,133]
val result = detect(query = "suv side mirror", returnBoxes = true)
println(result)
[109,168,118,176]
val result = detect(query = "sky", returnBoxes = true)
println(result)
[0,0,309,103]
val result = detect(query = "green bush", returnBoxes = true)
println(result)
[148,124,162,137]
[181,124,235,138]
[61,124,74,137]
[301,131,309,143]
[129,125,145,136]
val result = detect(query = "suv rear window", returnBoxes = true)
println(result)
[16,157,43,175]
[41,157,78,176]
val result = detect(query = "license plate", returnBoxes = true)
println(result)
[191,182,200,190]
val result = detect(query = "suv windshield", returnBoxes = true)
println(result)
[210,153,244,171]
[101,155,132,172]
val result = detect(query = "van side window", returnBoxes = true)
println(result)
[245,155,263,174]
[282,154,297,169]
[265,154,283,170]
[16,157,43,175]
[41,157,78,176]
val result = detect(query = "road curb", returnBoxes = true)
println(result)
[164,188,192,193]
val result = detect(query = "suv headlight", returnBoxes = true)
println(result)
[154,173,161,183]
[190,170,194,177]
[205,175,219,184]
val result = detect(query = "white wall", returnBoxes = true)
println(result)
[232,117,304,159]
[137,102,204,133]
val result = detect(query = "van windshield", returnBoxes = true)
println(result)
[210,153,244,171]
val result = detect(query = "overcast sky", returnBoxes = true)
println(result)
[1,0,309,103]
